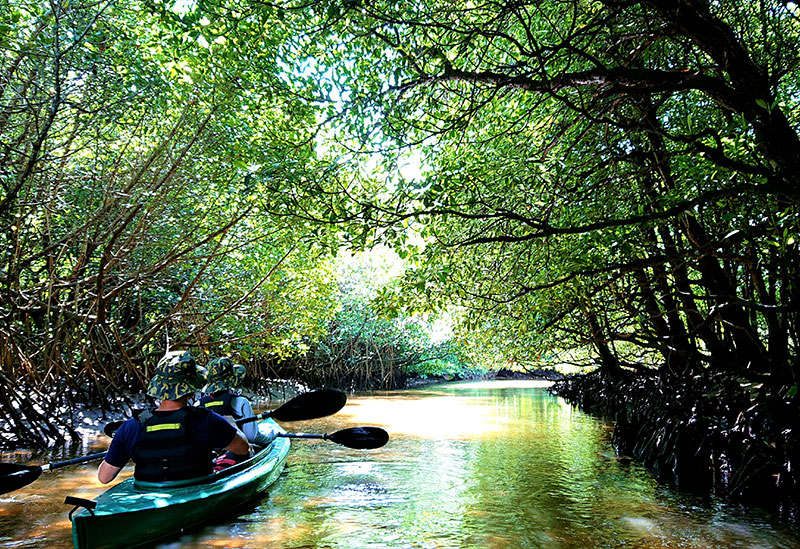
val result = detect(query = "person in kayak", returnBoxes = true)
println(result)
[97,350,251,484]
[199,357,277,471]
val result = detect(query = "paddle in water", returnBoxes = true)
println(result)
[0,452,109,496]
[2,388,348,495]
[278,426,390,449]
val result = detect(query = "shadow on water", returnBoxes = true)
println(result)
[2,380,800,548]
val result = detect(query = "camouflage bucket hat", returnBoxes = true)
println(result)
[147,350,207,400]
[204,357,246,394]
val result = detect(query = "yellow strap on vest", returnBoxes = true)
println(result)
[146,423,181,432]
[204,400,223,407]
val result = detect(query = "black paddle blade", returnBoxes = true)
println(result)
[328,427,389,449]
[104,421,123,438]
[269,389,347,422]
[0,463,43,495]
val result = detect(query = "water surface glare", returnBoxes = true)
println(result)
[2,381,799,548]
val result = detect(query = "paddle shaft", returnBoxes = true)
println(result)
[236,410,275,426]
[43,452,108,472]
[0,452,109,495]
[277,432,330,440]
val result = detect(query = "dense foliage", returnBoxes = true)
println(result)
[263,249,484,390]
[279,0,800,384]
[0,0,341,445]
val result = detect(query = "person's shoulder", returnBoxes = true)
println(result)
[122,415,144,427]
[188,405,231,427]
[185,405,216,423]
[187,404,213,416]
[230,393,253,406]
[113,416,143,442]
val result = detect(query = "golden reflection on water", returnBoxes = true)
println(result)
[338,381,555,439]
[302,495,336,506]
[339,396,500,438]
[253,516,313,545]
[333,520,363,535]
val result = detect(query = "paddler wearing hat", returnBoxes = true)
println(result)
[199,357,277,471]
[97,351,250,484]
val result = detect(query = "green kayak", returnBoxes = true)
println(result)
[69,418,290,549]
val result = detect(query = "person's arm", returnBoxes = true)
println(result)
[231,396,277,447]
[225,427,250,456]
[232,396,259,442]
[98,461,123,484]
[206,411,251,470]
[97,419,138,484]
[205,410,250,457]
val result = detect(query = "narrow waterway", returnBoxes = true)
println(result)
[2,380,799,548]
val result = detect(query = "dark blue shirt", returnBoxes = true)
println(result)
[105,407,237,468]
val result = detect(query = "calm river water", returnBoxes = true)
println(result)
[2,380,799,548]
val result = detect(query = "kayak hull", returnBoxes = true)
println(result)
[70,419,290,549]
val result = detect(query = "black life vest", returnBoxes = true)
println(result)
[198,391,242,419]
[132,407,214,482]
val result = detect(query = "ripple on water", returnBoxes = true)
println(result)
[0,535,46,548]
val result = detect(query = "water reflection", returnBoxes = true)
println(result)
[1,381,799,548]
